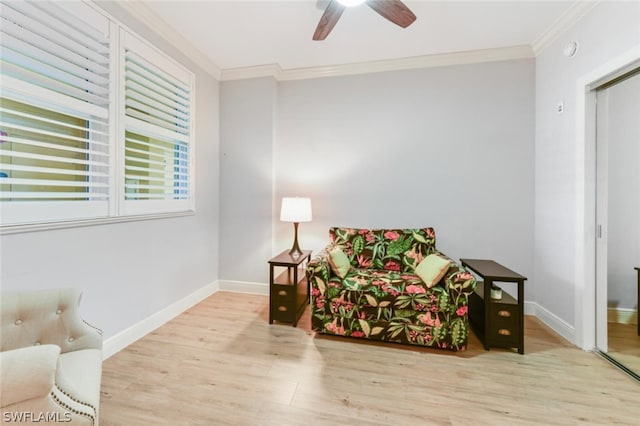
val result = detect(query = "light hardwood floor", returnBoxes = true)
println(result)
[607,322,640,376]
[100,292,639,425]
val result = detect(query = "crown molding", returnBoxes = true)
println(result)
[221,45,534,82]
[115,1,222,80]
[105,0,589,83]
[532,1,600,56]
[220,64,283,82]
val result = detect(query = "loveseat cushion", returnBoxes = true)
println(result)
[333,268,425,293]
[328,246,351,278]
[328,227,436,273]
[319,267,470,348]
[325,268,441,317]
[415,253,452,288]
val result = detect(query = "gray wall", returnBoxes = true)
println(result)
[220,59,536,301]
[220,78,276,283]
[534,1,640,329]
[275,60,535,282]
[0,2,221,340]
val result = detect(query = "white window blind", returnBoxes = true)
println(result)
[0,1,111,225]
[1,1,195,228]
[121,30,193,215]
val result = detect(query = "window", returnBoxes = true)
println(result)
[0,1,194,227]
[0,1,111,224]
[121,31,193,215]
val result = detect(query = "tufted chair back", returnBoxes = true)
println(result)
[0,288,102,353]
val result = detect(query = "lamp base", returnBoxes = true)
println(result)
[288,248,302,258]
[288,222,303,257]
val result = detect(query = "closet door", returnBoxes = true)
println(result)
[595,70,640,374]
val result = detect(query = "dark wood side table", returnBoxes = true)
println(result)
[461,259,527,354]
[268,250,312,327]
[636,267,639,336]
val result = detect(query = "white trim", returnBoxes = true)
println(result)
[531,1,600,56]
[111,19,121,219]
[575,44,640,351]
[102,281,219,359]
[221,64,283,82]
[218,280,269,295]
[0,75,108,119]
[524,300,537,316]
[105,1,600,82]
[220,45,534,82]
[121,29,193,84]
[0,201,109,227]
[595,89,609,351]
[527,301,576,345]
[99,0,604,83]
[0,210,194,235]
[113,0,221,80]
[607,307,638,325]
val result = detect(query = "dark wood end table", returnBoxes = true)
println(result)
[461,258,527,354]
[268,250,312,327]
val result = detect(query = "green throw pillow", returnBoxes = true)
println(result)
[415,253,451,288]
[328,247,351,279]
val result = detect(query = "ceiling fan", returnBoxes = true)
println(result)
[313,0,417,41]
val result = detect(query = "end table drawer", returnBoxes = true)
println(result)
[490,303,518,323]
[489,303,520,346]
[271,285,295,304]
[271,284,294,322]
[272,305,293,322]
[490,325,519,347]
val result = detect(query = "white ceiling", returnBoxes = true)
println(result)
[141,0,578,71]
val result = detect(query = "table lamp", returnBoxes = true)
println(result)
[280,197,312,257]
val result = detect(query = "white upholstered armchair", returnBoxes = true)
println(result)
[1,288,103,425]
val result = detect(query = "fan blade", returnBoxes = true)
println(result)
[313,0,346,40]
[366,0,417,28]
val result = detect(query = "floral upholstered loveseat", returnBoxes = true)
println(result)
[307,227,476,351]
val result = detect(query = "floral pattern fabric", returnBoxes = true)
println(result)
[329,227,436,272]
[308,228,476,351]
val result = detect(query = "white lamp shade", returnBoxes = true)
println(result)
[280,197,312,223]
[337,0,366,6]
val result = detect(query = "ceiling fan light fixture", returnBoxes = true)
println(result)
[313,0,416,40]
[337,0,366,7]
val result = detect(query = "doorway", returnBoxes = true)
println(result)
[595,68,640,379]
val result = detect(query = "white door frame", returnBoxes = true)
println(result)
[574,45,640,350]
[595,89,609,352]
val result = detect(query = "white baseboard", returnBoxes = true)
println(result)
[607,307,638,325]
[524,300,537,316]
[527,301,576,344]
[103,281,219,359]
[218,280,268,295]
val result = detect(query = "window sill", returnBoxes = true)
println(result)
[0,211,195,235]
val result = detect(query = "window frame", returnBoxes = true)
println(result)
[118,29,195,217]
[0,0,196,233]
